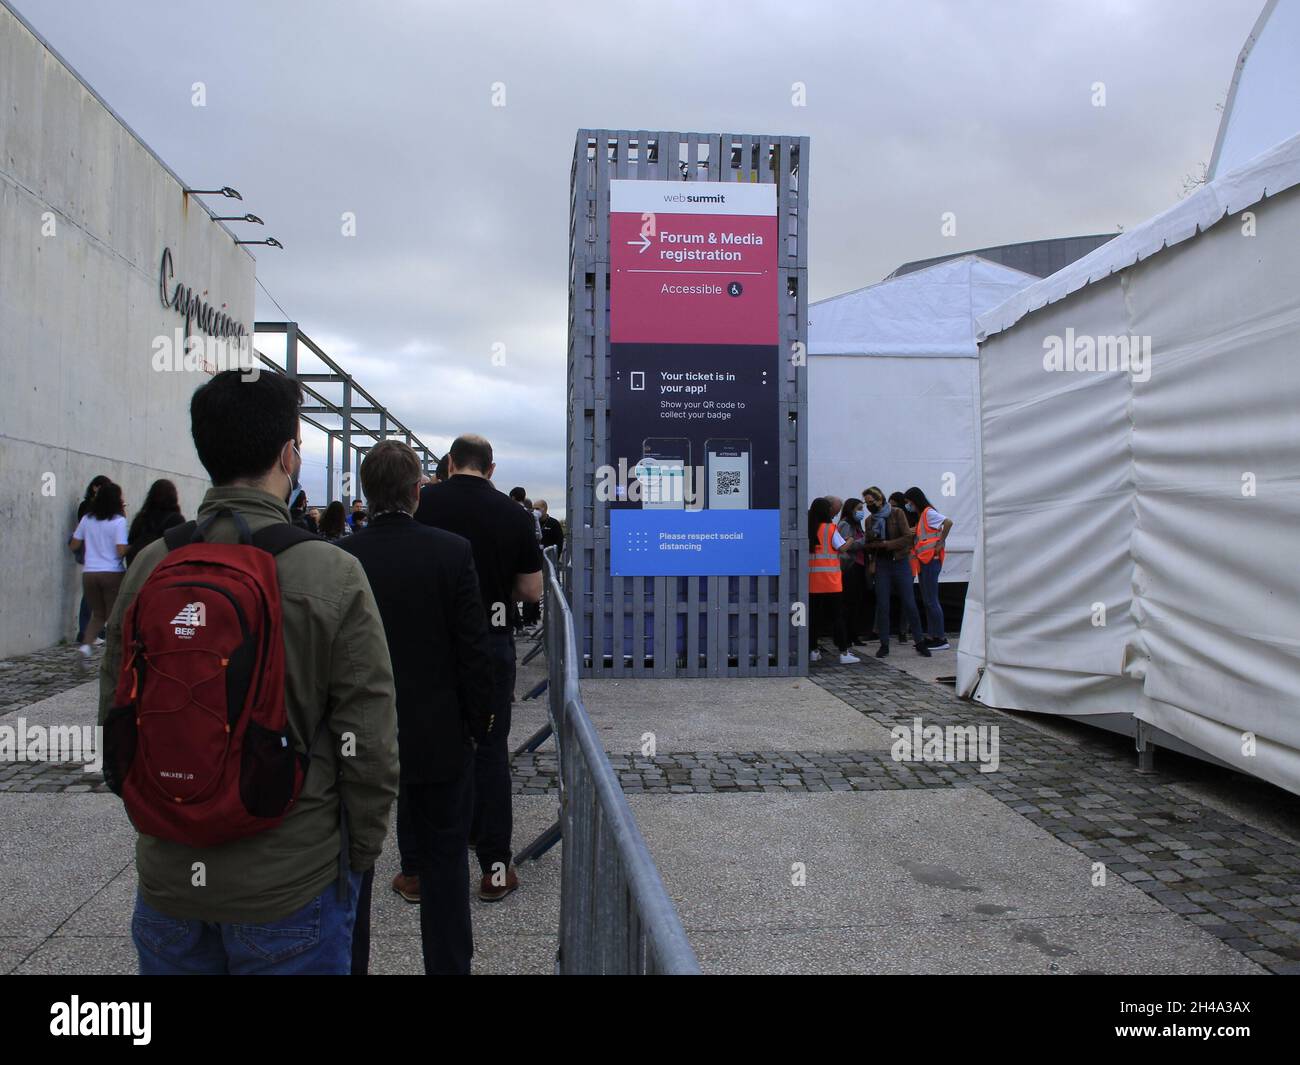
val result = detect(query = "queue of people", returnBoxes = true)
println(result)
[93,370,542,975]
[807,484,953,663]
[69,475,187,657]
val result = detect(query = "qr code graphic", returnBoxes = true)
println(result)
[717,471,742,495]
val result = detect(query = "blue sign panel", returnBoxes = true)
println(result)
[610,509,780,576]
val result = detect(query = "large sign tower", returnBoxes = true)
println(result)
[567,130,809,678]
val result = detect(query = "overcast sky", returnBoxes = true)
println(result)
[16,0,1262,515]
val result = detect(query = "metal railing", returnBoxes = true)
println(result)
[537,548,701,975]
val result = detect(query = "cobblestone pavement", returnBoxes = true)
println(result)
[0,644,99,716]
[4,642,1298,974]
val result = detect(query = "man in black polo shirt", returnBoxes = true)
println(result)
[415,434,542,901]
[535,500,564,555]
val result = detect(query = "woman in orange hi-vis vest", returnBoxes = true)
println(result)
[904,486,954,652]
[808,497,859,664]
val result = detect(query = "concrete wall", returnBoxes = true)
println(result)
[0,3,256,657]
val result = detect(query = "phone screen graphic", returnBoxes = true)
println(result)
[705,438,751,510]
[638,438,691,510]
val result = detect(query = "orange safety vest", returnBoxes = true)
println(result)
[809,522,842,594]
[910,506,946,576]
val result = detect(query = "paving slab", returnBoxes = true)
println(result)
[625,790,1262,975]
[581,676,894,754]
[686,913,1264,975]
[14,936,136,975]
[0,794,134,939]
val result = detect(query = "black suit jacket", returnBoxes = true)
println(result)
[339,513,494,782]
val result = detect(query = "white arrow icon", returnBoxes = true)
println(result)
[626,235,651,253]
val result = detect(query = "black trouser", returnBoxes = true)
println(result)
[810,591,848,653]
[409,749,475,975]
[351,867,375,975]
[473,631,516,877]
[841,564,868,643]
[395,786,419,877]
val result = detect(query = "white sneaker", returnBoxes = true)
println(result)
[78,644,92,659]
[809,649,822,662]
[93,637,105,647]
[839,651,861,664]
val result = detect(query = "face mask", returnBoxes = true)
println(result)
[533,510,542,520]
[282,443,301,504]
[854,510,865,522]
[866,501,880,515]
[905,502,917,513]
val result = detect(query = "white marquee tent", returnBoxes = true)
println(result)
[1210,0,1300,179]
[958,130,1300,795]
[807,255,1037,581]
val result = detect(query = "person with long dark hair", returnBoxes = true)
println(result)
[125,479,185,566]
[808,497,858,664]
[837,496,869,646]
[319,500,348,542]
[904,486,954,651]
[71,475,111,640]
[69,481,127,658]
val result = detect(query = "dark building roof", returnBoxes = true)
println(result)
[888,234,1118,281]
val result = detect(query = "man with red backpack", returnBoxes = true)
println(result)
[97,369,399,975]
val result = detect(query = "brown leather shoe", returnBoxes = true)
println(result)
[477,865,520,902]
[391,872,420,904]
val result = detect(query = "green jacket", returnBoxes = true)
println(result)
[98,486,399,923]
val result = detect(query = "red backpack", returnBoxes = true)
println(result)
[104,509,321,847]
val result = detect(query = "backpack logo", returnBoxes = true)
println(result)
[170,602,206,638]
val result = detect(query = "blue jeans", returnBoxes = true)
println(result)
[874,557,924,649]
[918,558,945,639]
[132,871,363,975]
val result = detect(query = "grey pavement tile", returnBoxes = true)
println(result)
[581,675,895,754]
[0,794,135,938]
[686,913,1264,975]
[13,936,136,975]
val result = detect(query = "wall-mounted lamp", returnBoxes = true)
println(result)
[234,237,283,249]
[212,213,264,224]
[184,186,243,200]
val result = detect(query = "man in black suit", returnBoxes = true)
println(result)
[341,440,494,975]
[415,434,542,902]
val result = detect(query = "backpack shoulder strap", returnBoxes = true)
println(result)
[163,520,198,552]
[251,522,323,556]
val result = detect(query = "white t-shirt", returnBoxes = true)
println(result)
[74,514,127,572]
[921,506,948,529]
[830,529,846,550]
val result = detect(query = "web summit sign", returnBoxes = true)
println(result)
[158,247,248,341]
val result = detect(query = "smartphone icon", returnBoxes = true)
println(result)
[637,437,690,510]
[705,438,751,510]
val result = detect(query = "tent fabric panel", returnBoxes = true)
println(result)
[1126,188,1300,757]
[977,281,1137,679]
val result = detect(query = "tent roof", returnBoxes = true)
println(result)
[809,255,1037,359]
[977,131,1300,342]
[1209,0,1299,179]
